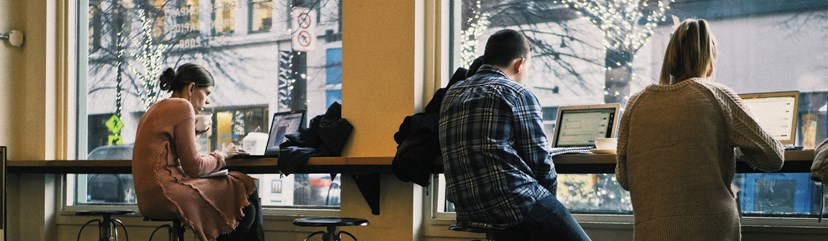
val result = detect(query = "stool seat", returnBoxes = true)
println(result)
[293,217,369,227]
[142,217,180,222]
[448,224,493,233]
[293,217,369,241]
[77,210,135,216]
[449,224,497,241]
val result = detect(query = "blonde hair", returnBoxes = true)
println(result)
[659,19,718,85]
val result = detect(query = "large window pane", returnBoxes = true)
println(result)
[442,0,828,216]
[249,0,274,33]
[75,0,343,208]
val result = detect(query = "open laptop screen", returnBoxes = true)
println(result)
[553,104,620,148]
[739,92,799,145]
[264,111,305,155]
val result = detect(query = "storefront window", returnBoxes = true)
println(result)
[212,0,235,36]
[249,0,274,33]
[441,0,828,217]
[75,0,344,208]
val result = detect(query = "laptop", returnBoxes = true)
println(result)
[738,91,800,148]
[551,104,621,148]
[238,110,306,158]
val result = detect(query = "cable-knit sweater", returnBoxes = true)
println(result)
[132,98,256,241]
[615,78,784,241]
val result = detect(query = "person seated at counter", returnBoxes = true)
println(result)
[132,63,264,241]
[439,29,591,240]
[615,19,784,241]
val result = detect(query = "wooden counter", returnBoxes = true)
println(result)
[6,150,815,174]
[5,150,816,215]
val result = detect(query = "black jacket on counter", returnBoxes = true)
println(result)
[278,102,353,175]
[392,67,468,187]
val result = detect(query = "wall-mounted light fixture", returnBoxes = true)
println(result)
[0,30,24,47]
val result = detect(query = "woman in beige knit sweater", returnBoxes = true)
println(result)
[133,63,264,241]
[615,19,784,241]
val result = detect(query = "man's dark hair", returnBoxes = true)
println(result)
[483,29,531,67]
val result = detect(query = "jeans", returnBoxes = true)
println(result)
[493,195,591,241]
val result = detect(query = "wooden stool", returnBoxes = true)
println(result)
[293,217,368,241]
[75,210,134,241]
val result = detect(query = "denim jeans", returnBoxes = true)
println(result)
[493,195,591,241]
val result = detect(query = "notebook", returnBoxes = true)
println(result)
[738,91,800,147]
[551,104,621,148]
[237,110,306,158]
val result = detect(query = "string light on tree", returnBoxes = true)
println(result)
[555,0,675,104]
[130,9,169,110]
[460,0,490,67]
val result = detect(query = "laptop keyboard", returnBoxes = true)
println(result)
[550,146,593,157]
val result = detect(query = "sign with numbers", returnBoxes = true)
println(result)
[291,7,317,52]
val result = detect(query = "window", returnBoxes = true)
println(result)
[74,0,344,209]
[212,0,235,36]
[440,0,828,218]
[249,0,274,33]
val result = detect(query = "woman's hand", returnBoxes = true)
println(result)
[221,143,248,158]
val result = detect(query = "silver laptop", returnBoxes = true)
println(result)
[551,104,621,148]
[739,91,799,146]
[238,110,306,158]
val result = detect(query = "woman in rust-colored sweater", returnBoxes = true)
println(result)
[132,63,263,241]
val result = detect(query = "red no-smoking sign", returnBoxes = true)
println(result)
[292,7,316,51]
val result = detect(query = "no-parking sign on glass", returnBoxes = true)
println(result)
[291,7,317,52]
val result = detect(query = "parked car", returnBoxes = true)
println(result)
[86,144,135,203]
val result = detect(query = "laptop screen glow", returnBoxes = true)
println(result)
[554,108,617,147]
[265,112,304,154]
[740,95,797,143]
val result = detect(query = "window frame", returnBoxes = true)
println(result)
[71,0,343,214]
[247,0,274,34]
[428,0,828,234]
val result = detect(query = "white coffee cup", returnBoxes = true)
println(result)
[594,137,618,150]
[195,115,212,132]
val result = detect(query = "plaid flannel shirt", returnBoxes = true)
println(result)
[439,65,557,230]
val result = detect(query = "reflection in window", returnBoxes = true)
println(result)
[249,0,273,33]
[444,0,828,217]
[251,174,341,207]
[735,173,823,216]
[212,0,235,36]
[76,0,343,208]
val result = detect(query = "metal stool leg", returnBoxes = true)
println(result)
[99,214,117,241]
[303,231,325,241]
[337,231,357,241]
[324,225,339,241]
[149,224,171,241]
[111,218,129,241]
[170,220,185,241]
[77,219,101,241]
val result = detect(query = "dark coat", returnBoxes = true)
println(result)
[278,102,353,175]
[392,67,468,186]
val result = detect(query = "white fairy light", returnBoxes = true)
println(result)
[460,0,490,67]
[130,9,169,110]
[560,0,674,52]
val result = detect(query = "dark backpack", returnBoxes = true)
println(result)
[392,68,467,187]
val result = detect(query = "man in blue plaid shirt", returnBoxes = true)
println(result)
[439,29,590,240]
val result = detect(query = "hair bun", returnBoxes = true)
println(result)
[159,68,176,91]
